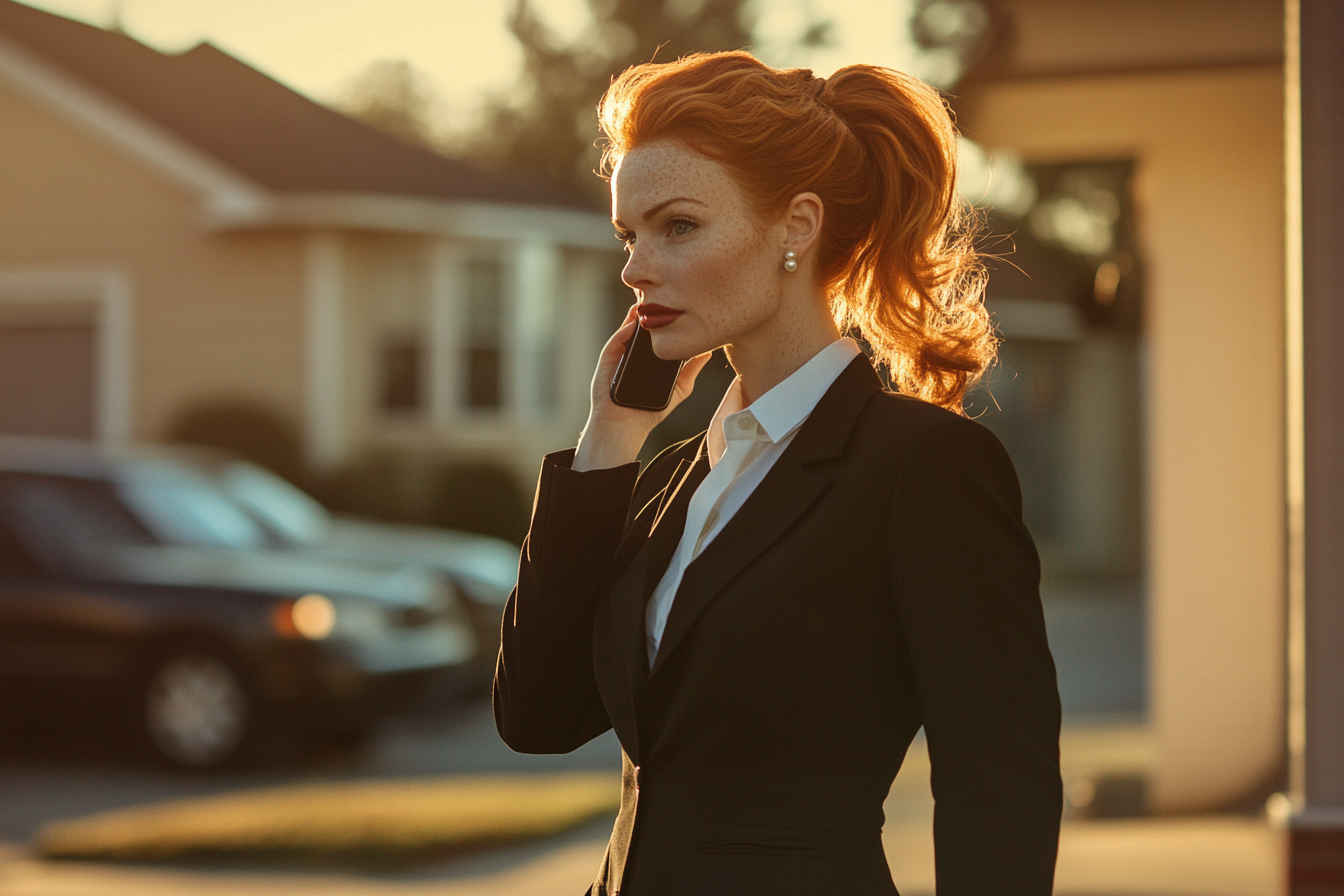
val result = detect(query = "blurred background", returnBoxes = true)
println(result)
[0,0,1303,893]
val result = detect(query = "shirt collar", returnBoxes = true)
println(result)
[706,337,862,465]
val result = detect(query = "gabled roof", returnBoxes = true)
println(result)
[0,0,592,209]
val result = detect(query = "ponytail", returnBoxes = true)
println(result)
[598,51,994,411]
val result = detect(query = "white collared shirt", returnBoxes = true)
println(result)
[645,336,862,665]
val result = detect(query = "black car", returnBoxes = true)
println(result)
[0,438,477,769]
[185,452,519,677]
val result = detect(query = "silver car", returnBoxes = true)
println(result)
[188,452,520,675]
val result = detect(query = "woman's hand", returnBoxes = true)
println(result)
[574,304,712,472]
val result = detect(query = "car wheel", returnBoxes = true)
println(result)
[141,650,251,769]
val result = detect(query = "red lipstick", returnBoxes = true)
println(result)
[636,303,683,329]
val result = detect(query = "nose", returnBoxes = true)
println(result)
[621,244,658,293]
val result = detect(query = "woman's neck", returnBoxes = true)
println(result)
[725,295,842,406]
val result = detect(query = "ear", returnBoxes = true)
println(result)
[781,192,824,258]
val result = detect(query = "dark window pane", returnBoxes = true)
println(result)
[379,335,423,411]
[464,260,504,410]
[0,324,96,439]
[980,160,1142,333]
[466,261,503,343]
[467,347,501,409]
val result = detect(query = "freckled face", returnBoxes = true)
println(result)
[612,140,784,360]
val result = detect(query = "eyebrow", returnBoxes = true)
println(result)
[612,196,707,228]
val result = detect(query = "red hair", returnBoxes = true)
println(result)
[598,51,993,411]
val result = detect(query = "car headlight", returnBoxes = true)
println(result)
[272,593,336,640]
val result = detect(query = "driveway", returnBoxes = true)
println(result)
[0,695,622,844]
[0,702,1281,896]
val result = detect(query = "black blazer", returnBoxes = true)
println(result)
[495,356,1062,896]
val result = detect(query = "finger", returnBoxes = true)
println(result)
[610,303,638,342]
[600,317,638,357]
[608,319,638,356]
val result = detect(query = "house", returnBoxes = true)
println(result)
[0,0,625,498]
[957,0,1286,814]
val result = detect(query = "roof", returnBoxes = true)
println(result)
[0,0,593,209]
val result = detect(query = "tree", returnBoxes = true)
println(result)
[469,0,756,204]
[340,59,442,148]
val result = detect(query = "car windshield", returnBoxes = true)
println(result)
[0,474,153,567]
[218,462,329,546]
[116,464,268,549]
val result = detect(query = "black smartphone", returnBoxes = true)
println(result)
[609,324,684,411]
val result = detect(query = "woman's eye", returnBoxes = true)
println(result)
[615,231,635,250]
[669,220,695,236]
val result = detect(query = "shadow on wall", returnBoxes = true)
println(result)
[165,399,530,543]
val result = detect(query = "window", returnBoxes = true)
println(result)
[378,332,423,412]
[0,302,98,439]
[353,238,431,419]
[464,259,505,409]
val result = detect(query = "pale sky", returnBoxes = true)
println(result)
[16,0,922,134]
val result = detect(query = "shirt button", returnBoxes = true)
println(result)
[737,416,753,431]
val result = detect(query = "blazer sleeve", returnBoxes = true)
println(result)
[493,447,639,754]
[888,415,1063,895]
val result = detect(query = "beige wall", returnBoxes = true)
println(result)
[0,79,307,443]
[960,65,1286,811]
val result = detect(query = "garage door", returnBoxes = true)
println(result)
[0,308,96,439]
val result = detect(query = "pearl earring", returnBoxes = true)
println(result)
[783,250,798,273]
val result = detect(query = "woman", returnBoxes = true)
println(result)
[494,51,1061,895]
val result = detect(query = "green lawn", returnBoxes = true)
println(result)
[36,772,620,869]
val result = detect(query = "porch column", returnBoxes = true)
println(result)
[429,238,463,431]
[303,231,347,471]
[510,240,561,421]
[1288,0,1344,891]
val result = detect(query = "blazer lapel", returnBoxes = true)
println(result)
[609,446,711,701]
[648,355,885,679]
